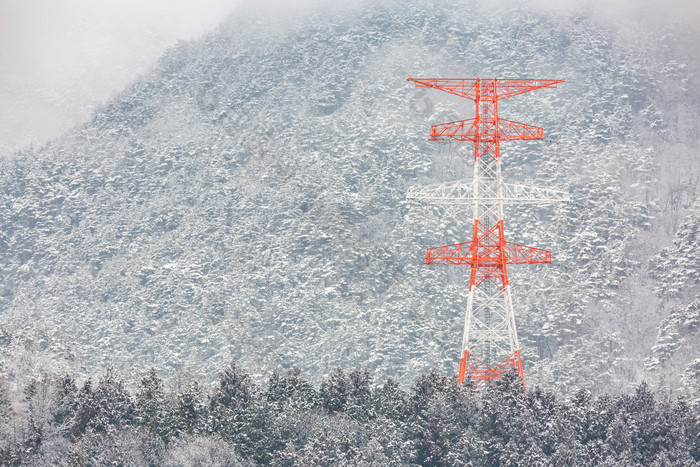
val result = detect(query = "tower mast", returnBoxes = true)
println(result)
[407,78,567,387]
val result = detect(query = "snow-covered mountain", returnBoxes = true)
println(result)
[0,0,698,403]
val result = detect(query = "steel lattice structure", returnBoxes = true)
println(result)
[407,78,567,388]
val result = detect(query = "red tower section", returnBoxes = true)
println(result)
[407,78,566,387]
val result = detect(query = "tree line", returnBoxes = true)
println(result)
[1,360,698,465]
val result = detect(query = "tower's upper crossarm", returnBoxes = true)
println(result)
[407,78,564,101]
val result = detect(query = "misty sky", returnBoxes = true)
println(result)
[0,0,238,156]
[1,0,698,157]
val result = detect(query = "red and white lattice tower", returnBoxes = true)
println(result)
[407,78,568,388]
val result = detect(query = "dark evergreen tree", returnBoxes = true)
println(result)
[319,367,350,415]
[282,414,364,466]
[175,378,205,437]
[135,368,170,442]
[18,375,53,462]
[272,441,301,467]
[70,379,95,439]
[475,370,527,466]
[520,385,573,460]
[548,442,578,467]
[345,367,372,421]
[71,368,135,438]
[568,387,595,446]
[405,369,478,466]
[371,378,406,423]
[207,358,265,462]
[266,367,317,411]
[318,367,376,421]
[674,398,700,463]
[263,368,319,463]
[518,442,548,467]
[52,374,79,428]
[445,427,485,467]
[209,358,257,411]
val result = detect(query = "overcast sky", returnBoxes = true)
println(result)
[1,0,698,157]
[0,0,238,156]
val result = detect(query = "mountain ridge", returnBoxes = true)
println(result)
[0,0,698,405]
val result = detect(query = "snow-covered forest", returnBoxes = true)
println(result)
[1,361,698,465]
[0,0,699,445]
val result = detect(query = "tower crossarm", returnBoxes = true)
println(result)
[407,78,564,101]
[407,180,571,205]
[424,239,552,266]
[424,220,551,268]
[429,118,543,142]
[424,220,551,291]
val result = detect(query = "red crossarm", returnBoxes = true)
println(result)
[424,221,551,266]
[407,78,564,101]
[424,220,551,289]
[429,118,544,142]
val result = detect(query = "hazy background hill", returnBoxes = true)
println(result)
[0,0,698,405]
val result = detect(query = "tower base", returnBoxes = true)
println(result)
[458,350,525,388]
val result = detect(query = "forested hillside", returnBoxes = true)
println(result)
[0,0,698,407]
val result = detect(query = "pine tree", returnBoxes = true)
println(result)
[266,367,317,411]
[474,371,532,465]
[52,374,79,428]
[346,367,372,421]
[371,377,406,423]
[319,367,350,415]
[71,368,135,438]
[209,358,257,411]
[135,368,170,442]
[207,358,263,461]
[406,369,478,466]
[175,379,205,437]
[70,379,95,439]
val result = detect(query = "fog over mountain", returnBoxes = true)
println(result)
[2,0,698,156]
[0,0,698,409]
[0,0,237,156]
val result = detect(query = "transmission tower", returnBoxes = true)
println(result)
[406,78,568,388]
